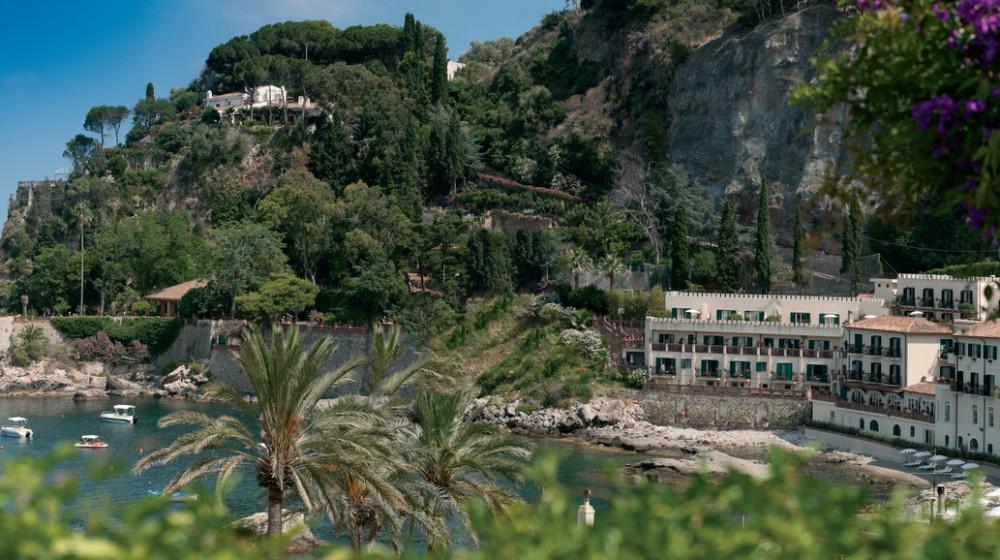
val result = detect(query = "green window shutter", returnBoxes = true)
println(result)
[756,362,767,372]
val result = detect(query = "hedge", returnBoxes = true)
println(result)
[805,420,1000,466]
[50,317,183,356]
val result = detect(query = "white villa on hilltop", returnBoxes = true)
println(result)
[205,85,320,118]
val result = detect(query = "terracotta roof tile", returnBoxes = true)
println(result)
[144,279,208,302]
[958,321,1000,339]
[849,316,952,334]
[904,382,937,395]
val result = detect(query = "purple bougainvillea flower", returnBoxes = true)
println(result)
[912,95,959,134]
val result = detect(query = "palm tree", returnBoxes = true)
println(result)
[365,322,435,398]
[134,326,395,537]
[408,386,533,549]
[566,247,593,290]
[599,253,626,292]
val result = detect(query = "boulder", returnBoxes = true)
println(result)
[106,375,142,392]
[161,365,190,386]
[164,379,197,396]
[233,510,323,553]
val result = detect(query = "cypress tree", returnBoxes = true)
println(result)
[431,33,448,104]
[847,193,864,294]
[145,82,155,99]
[753,179,772,293]
[401,13,417,54]
[792,203,806,287]
[670,202,690,290]
[716,198,739,292]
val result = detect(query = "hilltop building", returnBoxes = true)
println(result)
[447,60,466,80]
[205,85,320,117]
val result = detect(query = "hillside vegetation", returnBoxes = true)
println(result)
[0,0,993,333]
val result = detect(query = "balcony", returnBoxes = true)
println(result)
[652,369,677,377]
[815,395,935,422]
[951,382,995,396]
[843,372,903,388]
[696,368,721,379]
[867,346,884,356]
[846,344,864,354]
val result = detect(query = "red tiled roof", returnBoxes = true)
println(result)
[904,382,936,395]
[849,316,952,334]
[145,279,209,302]
[958,321,1000,339]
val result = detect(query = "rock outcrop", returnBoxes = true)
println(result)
[233,510,323,553]
[667,4,847,227]
[160,365,210,398]
[476,397,643,435]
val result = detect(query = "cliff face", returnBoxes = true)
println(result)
[666,5,847,213]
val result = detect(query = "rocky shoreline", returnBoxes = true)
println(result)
[0,360,210,401]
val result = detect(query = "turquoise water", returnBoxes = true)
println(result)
[0,396,646,542]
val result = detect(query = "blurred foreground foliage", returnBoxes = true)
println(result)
[4,446,1000,559]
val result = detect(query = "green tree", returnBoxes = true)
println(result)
[465,229,512,295]
[670,202,690,290]
[716,197,739,292]
[210,222,287,317]
[145,81,155,99]
[84,106,110,147]
[134,326,394,538]
[409,387,532,549]
[431,32,448,104]
[20,246,73,314]
[792,204,806,287]
[753,179,772,293]
[235,273,320,322]
[841,194,863,292]
[598,253,626,293]
[258,168,336,283]
[565,247,592,290]
[364,322,428,397]
[63,134,98,174]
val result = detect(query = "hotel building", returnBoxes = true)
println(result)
[872,273,1000,322]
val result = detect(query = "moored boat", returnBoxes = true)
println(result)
[0,417,32,439]
[75,435,108,448]
[100,404,137,424]
[147,489,198,502]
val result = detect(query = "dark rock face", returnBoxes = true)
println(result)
[667,5,847,208]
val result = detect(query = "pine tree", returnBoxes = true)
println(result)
[753,179,772,293]
[716,198,739,292]
[431,33,448,104]
[401,13,418,54]
[792,204,806,287]
[670,202,690,290]
[145,82,155,99]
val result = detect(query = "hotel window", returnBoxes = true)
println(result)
[790,312,811,324]
[910,426,915,438]
[681,359,691,369]
[961,289,974,304]
[945,401,951,422]
[756,362,767,372]
[819,314,839,325]
[972,404,978,425]
[744,311,765,321]
[716,309,737,320]
[671,307,686,318]
[990,407,995,428]
[776,363,794,379]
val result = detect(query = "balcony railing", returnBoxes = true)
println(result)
[814,394,935,421]
[951,382,995,396]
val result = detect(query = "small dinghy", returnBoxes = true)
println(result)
[147,489,198,502]
[100,404,137,424]
[74,435,108,449]
[1,417,32,439]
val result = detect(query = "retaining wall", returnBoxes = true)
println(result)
[624,389,811,429]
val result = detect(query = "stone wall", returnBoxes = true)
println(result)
[625,389,811,429]
[151,320,214,371]
[0,317,65,355]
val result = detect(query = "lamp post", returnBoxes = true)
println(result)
[577,489,595,527]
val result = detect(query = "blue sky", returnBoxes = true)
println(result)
[0,0,563,217]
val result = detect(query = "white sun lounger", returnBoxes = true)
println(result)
[916,462,936,470]
[903,460,923,467]
[933,466,953,475]
[951,471,968,480]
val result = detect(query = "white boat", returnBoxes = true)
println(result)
[75,435,108,449]
[1,417,33,439]
[100,405,137,424]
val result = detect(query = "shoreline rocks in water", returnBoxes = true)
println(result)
[0,359,210,401]
[233,510,324,553]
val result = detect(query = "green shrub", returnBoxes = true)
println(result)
[178,285,230,319]
[51,317,182,356]
[555,284,608,315]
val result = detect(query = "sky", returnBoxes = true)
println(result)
[0,0,564,218]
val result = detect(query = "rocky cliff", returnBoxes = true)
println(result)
[666,4,847,221]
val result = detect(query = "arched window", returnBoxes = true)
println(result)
[869,419,879,432]
[893,424,901,437]
[859,417,865,430]
[971,438,980,451]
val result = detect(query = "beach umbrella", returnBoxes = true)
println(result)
[985,488,1000,499]
[908,311,925,317]
[929,455,948,462]
[987,507,1000,518]
[913,451,931,458]
[900,448,917,455]
[822,313,839,319]
[947,459,966,466]
[963,463,980,470]
[685,309,700,316]
[863,314,878,319]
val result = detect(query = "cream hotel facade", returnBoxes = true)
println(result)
[639,273,1000,456]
